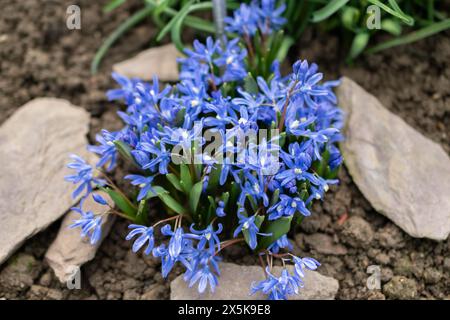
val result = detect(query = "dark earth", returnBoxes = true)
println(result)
[0,0,449,300]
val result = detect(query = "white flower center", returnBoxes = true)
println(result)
[294,168,302,174]
[290,120,300,129]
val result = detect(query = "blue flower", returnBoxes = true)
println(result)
[154,225,198,277]
[184,248,221,294]
[233,213,269,249]
[65,154,106,199]
[294,128,340,160]
[224,3,259,36]
[92,193,108,206]
[239,173,270,208]
[328,145,343,170]
[124,174,155,201]
[290,60,329,108]
[214,38,247,82]
[69,201,104,245]
[268,194,310,220]
[137,141,171,174]
[251,267,301,300]
[88,129,118,171]
[152,244,176,278]
[188,265,219,294]
[267,235,293,254]
[190,223,223,254]
[275,143,319,187]
[258,0,287,34]
[184,37,219,65]
[292,256,320,279]
[126,224,155,255]
[106,72,136,104]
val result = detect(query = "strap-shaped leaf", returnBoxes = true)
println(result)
[159,193,187,215]
[104,0,126,13]
[100,187,137,218]
[270,188,280,207]
[157,1,213,42]
[258,216,293,249]
[113,140,137,166]
[189,182,203,214]
[244,73,259,95]
[145,186,169,200]
[367,19,450,54]
[311,0,350,23]
[166,173,183,192]
[180,163,193,194]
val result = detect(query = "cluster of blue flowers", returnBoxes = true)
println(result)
[64,0,344,300]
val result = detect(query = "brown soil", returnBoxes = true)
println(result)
[0,0,449,300]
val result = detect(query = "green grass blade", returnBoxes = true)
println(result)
[156,1,213,42]
[311,0,350,23]
[104,0,126,13]
[367,0,414,26]
[91,6,154,74]
[367,18,450,54]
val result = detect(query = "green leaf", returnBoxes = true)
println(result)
[206,166,221,193]
[276,36,294,62]
[100,187,137,217]
[367,19,450,54]
[348,32,370,60]
[166,173,183,192]
[189,182,203,214]
[104,0,126,13]
[311,0,350,23]
[136,199,149,224]
[258,216,293,249]
[171,14,185,52]
[367,0,414,26]
[244,73,259,94]
[113,140,136,165]
[91,6,153,74]
[270,188,280,206]
[156,1,213,42]
[180,164,193,194]
[243,215,265,248]
[146,185,169,199]
[158,193,187,215]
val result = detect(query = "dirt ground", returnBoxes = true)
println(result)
[0,0,449,300]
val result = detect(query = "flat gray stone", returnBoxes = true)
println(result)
[337,77,450,241]
[0,98,90,265]
[45,191,115,283]
[113,44,181,82]
[170,262,339,300]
